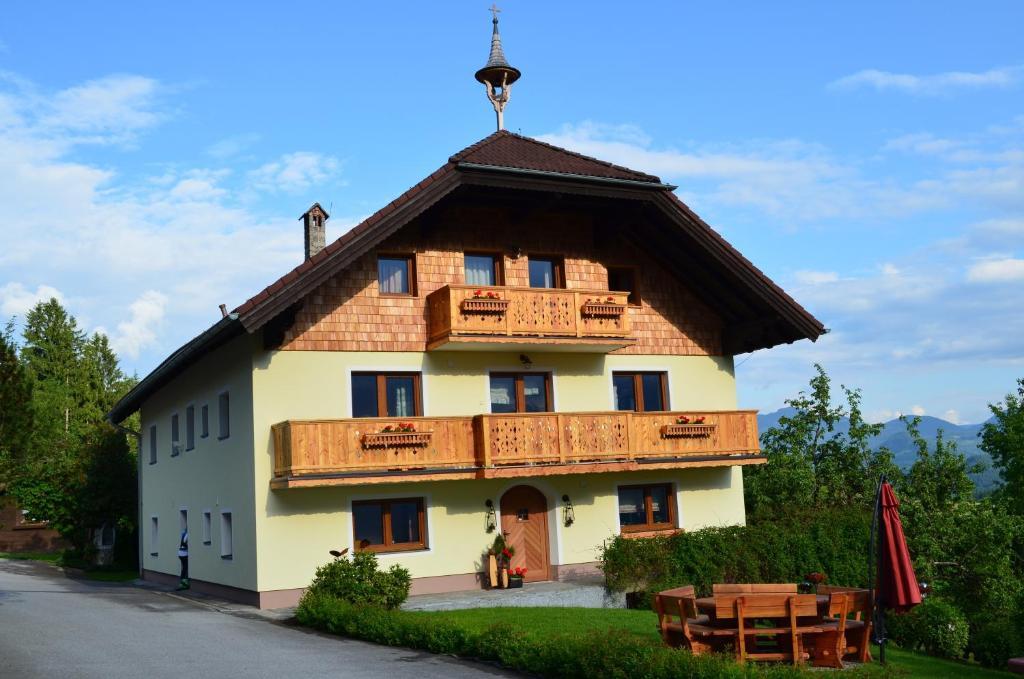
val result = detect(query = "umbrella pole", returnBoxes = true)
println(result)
[869,474,887,665]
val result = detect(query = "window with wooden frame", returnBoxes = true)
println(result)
[377,254,416,296]
[464,252,504,287]
[618,484,676,533]
[489,372,553,413]
[352,498,427,553]
[607,266,641,306]
[527,255,565,289]
[351,372,423,418]
[612,371,668,412]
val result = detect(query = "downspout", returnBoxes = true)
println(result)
[111,421,142,580]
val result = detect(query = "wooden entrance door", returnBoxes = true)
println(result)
[500,485,550,583]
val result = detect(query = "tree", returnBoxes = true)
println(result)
[744,364,898,516]
[0,320,34,484]
[980,379,1024,515]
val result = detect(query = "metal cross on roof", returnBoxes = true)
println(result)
[489,3,501,20]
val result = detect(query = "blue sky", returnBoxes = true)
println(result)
[1,2,1022,423]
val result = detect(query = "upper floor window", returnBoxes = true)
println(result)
[607,266,641,306]
[352,372,422,418]
[149,425,157,464]
[527,256,564,289]
[490,372,552,413]
[170,414,180,456]
[378,255,415,295]
[185,405,195,451]
[464,253,503,287]
[218,391,230,440]
[200,404,209,439]
[613,372,668,412]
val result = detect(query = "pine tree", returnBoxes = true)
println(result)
[0,320,34,484]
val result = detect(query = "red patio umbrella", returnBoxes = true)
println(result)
[870,478,922,663]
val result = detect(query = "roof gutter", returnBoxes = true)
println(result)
[107,313,243,424]
[456,162,677,191]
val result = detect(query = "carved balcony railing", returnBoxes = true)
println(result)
[271,410,761,488]
[425,284,634,351]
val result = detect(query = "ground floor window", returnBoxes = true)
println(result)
[618,483,676,533]
[150,516,159,556]
[353,498,426,553]
[220,511,233,559]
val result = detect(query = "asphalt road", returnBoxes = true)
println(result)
[0,558,514,679]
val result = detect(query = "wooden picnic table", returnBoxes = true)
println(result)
[695,594,829,623]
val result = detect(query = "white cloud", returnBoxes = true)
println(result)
[967,257,1024,283]
[248,151,340,193]
[206,133,261,159]
[106,291,167,359]
[830,65,1023,95]
[944,409,962,425]
[911,405,926,416]
[0,282,64,317]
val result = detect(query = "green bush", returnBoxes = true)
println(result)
[600,508,872,606]
[295,590,892,679]
[304,551,411,610]
[886,597,969,660]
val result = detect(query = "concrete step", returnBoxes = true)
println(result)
[402,580,626,612]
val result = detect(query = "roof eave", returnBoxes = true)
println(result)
[455,161,677,190]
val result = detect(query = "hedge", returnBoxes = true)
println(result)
[295,590,892,679]
[601,508,872,606]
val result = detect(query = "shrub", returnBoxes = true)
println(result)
[304,550,411,610]
[295,590,892,679]
[886,597,969,660]
[971,616,1024,669]
[600,508,872,607]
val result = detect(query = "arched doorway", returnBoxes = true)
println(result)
[500,485,550,583]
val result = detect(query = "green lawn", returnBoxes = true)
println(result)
[412,606,1014,679]
[0,551,62,562]
[0,551,137,582]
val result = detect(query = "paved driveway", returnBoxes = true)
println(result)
[0,559,513,679]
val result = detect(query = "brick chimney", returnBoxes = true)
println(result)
[300,203,329,260]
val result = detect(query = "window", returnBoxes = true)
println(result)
[220,511,233,559]
[185,405,195,451]
[353,498,426,553]
[149,425,157,464]
[170,414,180,456]
[464,253,503,286]
[202,510,212,545]
[527,256,564,288]
[179,508,188,534]
[99,523,115,547]
[618,484,676,533]
[607,267,641,306]
[351,372,422,418]
[218,392,230,440]
[613,372,668,412]
[489,373,552,413]
[200,404,209,439]
[150,516,159,556]
[378,255,415,295]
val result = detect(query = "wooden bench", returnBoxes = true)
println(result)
[713,593,821,664]
[811,588,873,667]
[712,583,798,594]
[653,586,722,654]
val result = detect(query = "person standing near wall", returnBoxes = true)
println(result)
[177,528,189,590]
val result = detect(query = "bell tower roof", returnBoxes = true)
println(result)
[474,5,520,130]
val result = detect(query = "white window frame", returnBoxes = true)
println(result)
[201,509,212,545]
[179,507,188,534]
[218,391,230,440]
[170,413,181,456]
[219,510,233,560]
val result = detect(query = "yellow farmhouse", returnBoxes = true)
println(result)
[109,131,824,608]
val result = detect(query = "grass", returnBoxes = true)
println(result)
[0,550,62,562]
[0,550,137,582]
[410,606,1014,678]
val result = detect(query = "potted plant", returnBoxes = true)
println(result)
[508,566,527,588]
[486,535,516,589]
[803,571,827,594]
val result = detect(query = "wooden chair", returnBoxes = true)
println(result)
[811,589,873,666]
[715,594,820,665]
[713,583,798,594]
[653,586,732,655]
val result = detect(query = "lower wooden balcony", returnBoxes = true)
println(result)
[425,284,635,352]
[270,410,763,489]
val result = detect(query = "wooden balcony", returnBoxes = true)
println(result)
[425,284,635,352]
[271,410,762,489]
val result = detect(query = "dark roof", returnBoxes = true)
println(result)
[452,130,661,183]
[109,130,825,423]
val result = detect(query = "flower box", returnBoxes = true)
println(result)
[360,431,433,449]
[580,301,626,318]
[460,298,510,314]
[507,576,523,589]
[660,423,716,439]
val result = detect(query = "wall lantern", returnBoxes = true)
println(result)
[561,494,575,527]
[519,354,533,370]
[485,499,497,533]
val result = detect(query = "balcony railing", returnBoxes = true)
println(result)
[271,410,761,488]
[425,284,634,351]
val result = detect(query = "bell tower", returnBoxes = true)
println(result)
[474,4,521,131]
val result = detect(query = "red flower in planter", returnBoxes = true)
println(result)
[676,415,690,424]
[382,425,394,432]
[695,416,706,424]
[606,296,615,302]
[487,291,499,299]
[473,289,483,298]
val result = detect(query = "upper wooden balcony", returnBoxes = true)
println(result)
[270,410,763,489]
[425,284,635,352]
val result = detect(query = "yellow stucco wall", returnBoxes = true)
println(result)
[250,350,744,593]
[139,334,258,591]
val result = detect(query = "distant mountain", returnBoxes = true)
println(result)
[755,409,1001,495]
